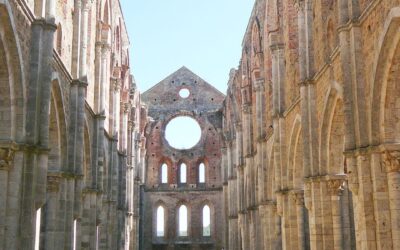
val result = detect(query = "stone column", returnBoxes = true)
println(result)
[328,178,345,250]
[122,103,130,152]
[383,151,400,250]
[0,146,15,247]
[43,174,61,250]
[20,15,56,249]
[79,0,92,78]
[291,190,307,250]
[111,79,121,136]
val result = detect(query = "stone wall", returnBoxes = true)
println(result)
[222,0,400,250]
[0,0,145,249]
[141,67,225,250]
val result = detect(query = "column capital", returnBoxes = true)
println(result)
[111,78,122,91]
[123,102,131,114]
[290,190,305,206]
[47,174,62,192]
[383,150,400,173]
[327,179,345,196]
[82,0,94,10]
[0,147,15,171]
[293,0,305,12]
[253,78,265,92]
[242,104,252,114]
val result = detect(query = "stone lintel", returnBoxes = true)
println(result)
[94,113,107,120]
[71,78,88,88]
[32,18,57,31]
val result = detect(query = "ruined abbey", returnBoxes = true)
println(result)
[1,0,400,249]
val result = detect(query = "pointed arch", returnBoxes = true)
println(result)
[370,7,400,145]
[0,4,25,142]
[287,115,303,189]
[178,161,188,184]
[202,204,211,236]
[177,204,189,237]
[55,23,62,56]
[319,82,344,175]
[160,163,168,184]
[84,119,92,186]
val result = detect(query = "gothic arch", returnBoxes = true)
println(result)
[0,4,25,142]
[48,80,67,171]
[83,120,92,186]
[266,141,276,200]
[371,7,400,145]
[319,82,344,175]
[287,115,303,189]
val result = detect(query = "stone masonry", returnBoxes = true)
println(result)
[2,0,400,249]
[0,0,145,249]
[141,67,225,250]
[221,0,400,250]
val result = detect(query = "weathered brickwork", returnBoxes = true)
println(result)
[0,0,145,249]
[222,0,400,250]
[141,67,225,250]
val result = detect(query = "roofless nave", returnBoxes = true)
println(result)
[1,0,400,250]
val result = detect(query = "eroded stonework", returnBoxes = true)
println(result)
[221,0,400,250]
[0,0,145,249]
[141,67,225,250]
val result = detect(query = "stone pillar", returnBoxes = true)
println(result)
[304,180,324,250]
[291,190,308,250]
[383,151,400,250]
[20,15,56,249]
[0,146,16,247]
[122,103,130,152]
[264,201,282,250]
[79,0,91,78]
[327,178,345,250]
[71,0,82,77]
[43,174,61,250]
[112,79,121,136]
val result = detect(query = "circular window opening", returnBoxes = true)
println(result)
[165,116,201,149]
[179,88,190,98]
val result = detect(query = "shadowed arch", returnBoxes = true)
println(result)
[319,82,344,175]
[287,115,303,189]
[84,120,92,186]
[0,4,25,142]
[371,7,400,145]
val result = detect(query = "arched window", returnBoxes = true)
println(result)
[202,205,211,236]
[73,220,77,250]
[156,206,165,237]
[180,163,187,183]
[199,163,205,183]
[178,205,188,236]
[161,163,168,184]
[34,208,42,250]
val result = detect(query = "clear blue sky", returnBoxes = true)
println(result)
[120,0,255,94]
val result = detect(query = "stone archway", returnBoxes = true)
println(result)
[0,4,25,248]
[370,7,400,249]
